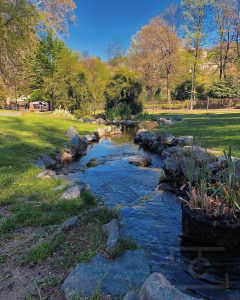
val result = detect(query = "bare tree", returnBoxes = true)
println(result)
[107,38,125,66]
[182,0,211,109]
[235,0,240,57]
[214,0,237,79]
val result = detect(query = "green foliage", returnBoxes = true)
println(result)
[107,238,137,259]
[81,188,98,207]
[104,69,143,118]
[0,113,99,233]
[0,0,37,81]
[0,254,7,265]
[209,80,240,98]
[25,32,65,104]
[106,103,132,120]
[26,238,61,263]
[136,112,157,121]
[174,80,206,100]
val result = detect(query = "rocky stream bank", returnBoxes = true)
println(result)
[33,120,240,300]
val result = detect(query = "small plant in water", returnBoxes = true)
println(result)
[184,146,240,220]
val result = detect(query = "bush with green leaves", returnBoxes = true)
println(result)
[106,103,132,120]
[104,69,143,119]
[209,79,240,99]
[174,80,206,100]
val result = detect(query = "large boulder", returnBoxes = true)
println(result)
[163,157,182,177]
[58,149,75,164]
[34,159,46,169]
[183,146,215,165]
[65,127,79,139]
[137,273,199,300]
[41,155,57,168]
[157,183,177,193]
[62,250,150,299]
[105,125,122,136]
[159,169,167,183]
[70,137,88,155]
[37,170,57,179]
[83,135,97,144]
[174,136,193,146]
[161,146,182,159]
[95,118,108,125]
[161,134,175,146]
[138,121,158,131]
[158,118,174,126]
[127,155,151,167]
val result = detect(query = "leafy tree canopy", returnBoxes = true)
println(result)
[104,68,143,118]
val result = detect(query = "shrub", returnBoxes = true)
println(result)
[209,79,240,98]
[51,109,76,120]
[174,80,206,100]
[104,69,143,118]
[144,101,189,110]
[106,103,132,120]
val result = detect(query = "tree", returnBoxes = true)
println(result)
[182,0,212,109]
[24,32,65,108]
[129,13,180,104]
[83,57,110,113]
[31,0,76,33]
[0,0,37,84]
[213,0,237,79]
[174,80,206,100]
[209,79,240,98]
[0,0,76,90]
[49,48,94,115]
[107,38,125,67]
[104,69,142,118]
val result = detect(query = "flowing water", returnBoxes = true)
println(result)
[63,130,240,300]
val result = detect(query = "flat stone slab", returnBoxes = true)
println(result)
[61,185,81,200]
[62,249,150,299]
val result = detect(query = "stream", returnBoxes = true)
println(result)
[63,130,240,300]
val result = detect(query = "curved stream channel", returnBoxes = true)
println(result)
[62,130,240,300]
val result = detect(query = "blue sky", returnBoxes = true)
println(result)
[66,0,178,60]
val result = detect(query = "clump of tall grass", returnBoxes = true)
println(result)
[183,146,240,220]
[51,109,76,120]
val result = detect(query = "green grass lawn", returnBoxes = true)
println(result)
[0,112,100,232]
[146,110,240,153]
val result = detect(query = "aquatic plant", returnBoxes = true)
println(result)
[184,146,240,219]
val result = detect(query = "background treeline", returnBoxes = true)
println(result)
[0,0,239,116]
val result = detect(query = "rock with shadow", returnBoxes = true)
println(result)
[126,155,151,167]
[62,249,150,299]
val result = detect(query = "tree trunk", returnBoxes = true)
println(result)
[166,73,171,104]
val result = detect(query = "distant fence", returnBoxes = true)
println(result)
[145,98,240,110]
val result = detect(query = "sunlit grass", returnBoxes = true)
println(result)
[146,110,240,152]
[0,112,100,232]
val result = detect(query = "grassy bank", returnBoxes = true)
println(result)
[141,110,240,152]
[0,112,100,229]
[0,112,115,299]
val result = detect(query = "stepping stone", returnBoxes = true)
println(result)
[62,250,150,299]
